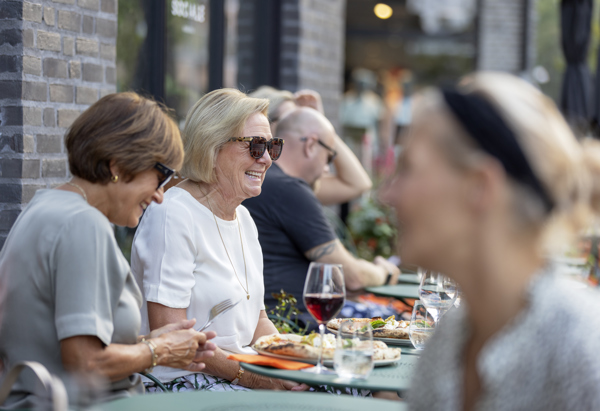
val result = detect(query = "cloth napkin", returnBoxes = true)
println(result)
[227,354,314,370]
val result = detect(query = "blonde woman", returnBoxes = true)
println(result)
[132,89,308,392]
[382,72,600,410]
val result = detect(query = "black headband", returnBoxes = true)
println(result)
[442,89,554,213]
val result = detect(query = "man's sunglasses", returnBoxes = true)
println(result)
[229,137,285,160]
[300,137,337,164]
[154,162,175,190]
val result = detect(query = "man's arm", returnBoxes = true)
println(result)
[314,134,372,206]
[305,239,399,290]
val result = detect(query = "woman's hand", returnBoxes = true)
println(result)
[151,322,217,371]
[294,89,324,113]
[243,371,310,391]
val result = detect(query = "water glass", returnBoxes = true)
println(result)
[409,300,436,350]
[418,271,457,322]
[334,320,374,379]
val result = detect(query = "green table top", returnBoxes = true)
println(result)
[365,284,420,299]
[395,273,421,285]
[90,390,407,411]
[241,353,419,393]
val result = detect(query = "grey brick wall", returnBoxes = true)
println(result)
[281,0,346,131]
[477,0,536,73]
[0,0,117,247]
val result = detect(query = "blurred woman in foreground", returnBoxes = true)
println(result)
[0,93,216,408]
[382,72,600,410]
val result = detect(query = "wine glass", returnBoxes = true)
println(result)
[334,320,374,380]
[303,262,346,374]
[409,300,436,350]
[418,271,457,322]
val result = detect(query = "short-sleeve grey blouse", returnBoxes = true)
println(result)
[0,190,144,409]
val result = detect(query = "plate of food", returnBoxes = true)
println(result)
[326,316,414,346]
[252,333,401,367]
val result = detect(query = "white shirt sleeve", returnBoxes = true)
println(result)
[132,200,197,309]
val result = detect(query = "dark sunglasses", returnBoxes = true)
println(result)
[300,137,337,164]
[229,136,285,160]
[154,162,175,190]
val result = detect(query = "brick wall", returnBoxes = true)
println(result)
[477,0,536,73]
[281,0,346,131]
[0,0,117,247]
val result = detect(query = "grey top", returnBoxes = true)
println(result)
[407,266,600,411]
[0,190,144,409]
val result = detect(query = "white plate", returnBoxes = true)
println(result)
[326,326,413,347]
[254,348,401,367]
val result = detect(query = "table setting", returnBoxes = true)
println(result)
[226,262,423,393]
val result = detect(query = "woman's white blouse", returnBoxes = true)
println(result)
[131,187,265,382]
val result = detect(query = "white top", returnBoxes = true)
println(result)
[407,265,600,411]
[131,187,265,382]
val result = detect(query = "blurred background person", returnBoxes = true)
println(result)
[132,89,307,392]
[381,72,600,410]
[0,93,216,408]
[250,86,372,207]
[244,107,400,329]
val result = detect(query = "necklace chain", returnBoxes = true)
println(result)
[66,181,88,203]
[197,183,249,300]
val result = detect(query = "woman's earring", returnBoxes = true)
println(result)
[111,175,119,183]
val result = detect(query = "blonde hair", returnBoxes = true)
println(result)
[413,72,600,249]
[181,88,269,183]
[249,86,294,121]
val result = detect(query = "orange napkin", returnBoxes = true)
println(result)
[227,354,313,370]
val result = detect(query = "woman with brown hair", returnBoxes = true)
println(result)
[382,72,600,410]
[0,92,216,408]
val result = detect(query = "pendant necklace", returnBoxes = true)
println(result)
[198,184,250,300]
[66,181,88,203]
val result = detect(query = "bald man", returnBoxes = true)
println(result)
[243,107,399,326]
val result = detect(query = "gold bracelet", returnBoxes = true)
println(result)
[141,338,158,374]
[231,366,244,385]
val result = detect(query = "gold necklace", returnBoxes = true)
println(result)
[198,184,250,300]
[66,181,88,203]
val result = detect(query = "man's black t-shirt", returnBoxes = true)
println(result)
[243,163,337,313]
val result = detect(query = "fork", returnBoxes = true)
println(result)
[195,299,241,332]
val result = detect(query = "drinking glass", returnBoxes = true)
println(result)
[334,320,374,380]
[418,271,457,322]
[409,300,436,350]
[303,262,346,374]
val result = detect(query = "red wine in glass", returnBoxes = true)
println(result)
[304,293,344,323]
[302,263,346,374]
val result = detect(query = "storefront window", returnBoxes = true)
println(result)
[116,0,147,93]
[166,0,210,125]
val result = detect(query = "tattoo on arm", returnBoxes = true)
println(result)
[306,241,336,261]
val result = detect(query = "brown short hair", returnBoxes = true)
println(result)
[65,92,184,184]
[181,88,269,183]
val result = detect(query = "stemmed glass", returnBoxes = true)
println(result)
[303,262,346,374]
[418,270,457,322]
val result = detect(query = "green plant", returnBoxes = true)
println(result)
[267,290,309,335]
[347,197,397,260]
